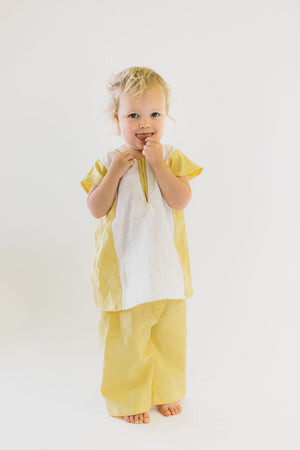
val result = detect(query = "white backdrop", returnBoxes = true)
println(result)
[1,1,299,449]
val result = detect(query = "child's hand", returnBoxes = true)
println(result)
[110,151,135,178]
[142,138,164,168]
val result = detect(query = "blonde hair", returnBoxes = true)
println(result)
[106,66,175,134]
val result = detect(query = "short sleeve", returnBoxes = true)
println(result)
[167,149,203,180]
[80,159,108,194]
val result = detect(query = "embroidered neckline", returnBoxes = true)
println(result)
[114,149,149,202]
[137,157,149,202]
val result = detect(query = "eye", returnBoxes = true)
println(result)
[128,113,138,118]
[151,112,160,117]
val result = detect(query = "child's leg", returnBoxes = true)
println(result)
[150,299,187,412]
[97,300,166,419]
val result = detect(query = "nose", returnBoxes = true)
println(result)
[139,117,151,129]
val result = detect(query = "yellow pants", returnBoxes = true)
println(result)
[98,299,187,417]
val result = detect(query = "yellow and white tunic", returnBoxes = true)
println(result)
[81,144,203,312]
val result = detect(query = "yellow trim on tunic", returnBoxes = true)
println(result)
[80,158,123,310]
[91,202,123,311]
[81,148,203,311]
[166,149,203,299]
[172,209,193,298]
[80,159,108,193]
[137,157,149,202]
[167,149,203,181]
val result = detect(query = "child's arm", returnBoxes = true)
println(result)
[87,152,134,218]
[151,163,192,210]
[142,138,192,210]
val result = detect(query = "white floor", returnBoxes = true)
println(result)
[1,323,299,450]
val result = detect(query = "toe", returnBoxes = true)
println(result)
[161,405,171,416]
[165,407,172,416]
[125,412,150,424]
[176,403,182,414]
[158,402,182,417]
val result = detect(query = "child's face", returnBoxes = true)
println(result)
[114,83,166,151]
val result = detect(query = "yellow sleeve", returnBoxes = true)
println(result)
[80,159,108,194]
[167,149,203,180]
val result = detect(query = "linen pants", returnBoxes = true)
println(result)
[97,298,187,417]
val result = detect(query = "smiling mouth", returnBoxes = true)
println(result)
[136,133,154,141]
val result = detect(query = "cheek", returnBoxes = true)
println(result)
[155,119,165,132]
[122,121,135,133]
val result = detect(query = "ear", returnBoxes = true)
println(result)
[113,113,119,125]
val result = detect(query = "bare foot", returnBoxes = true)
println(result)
[157,401,182,416]
[124,412,150,424]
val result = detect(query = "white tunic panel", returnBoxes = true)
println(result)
[111,145,185,310]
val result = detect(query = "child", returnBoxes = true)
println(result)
[81,67,203,424]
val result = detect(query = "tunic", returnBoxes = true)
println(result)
[81,144,203,311]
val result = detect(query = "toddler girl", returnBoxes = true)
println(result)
[81,66,203,424]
